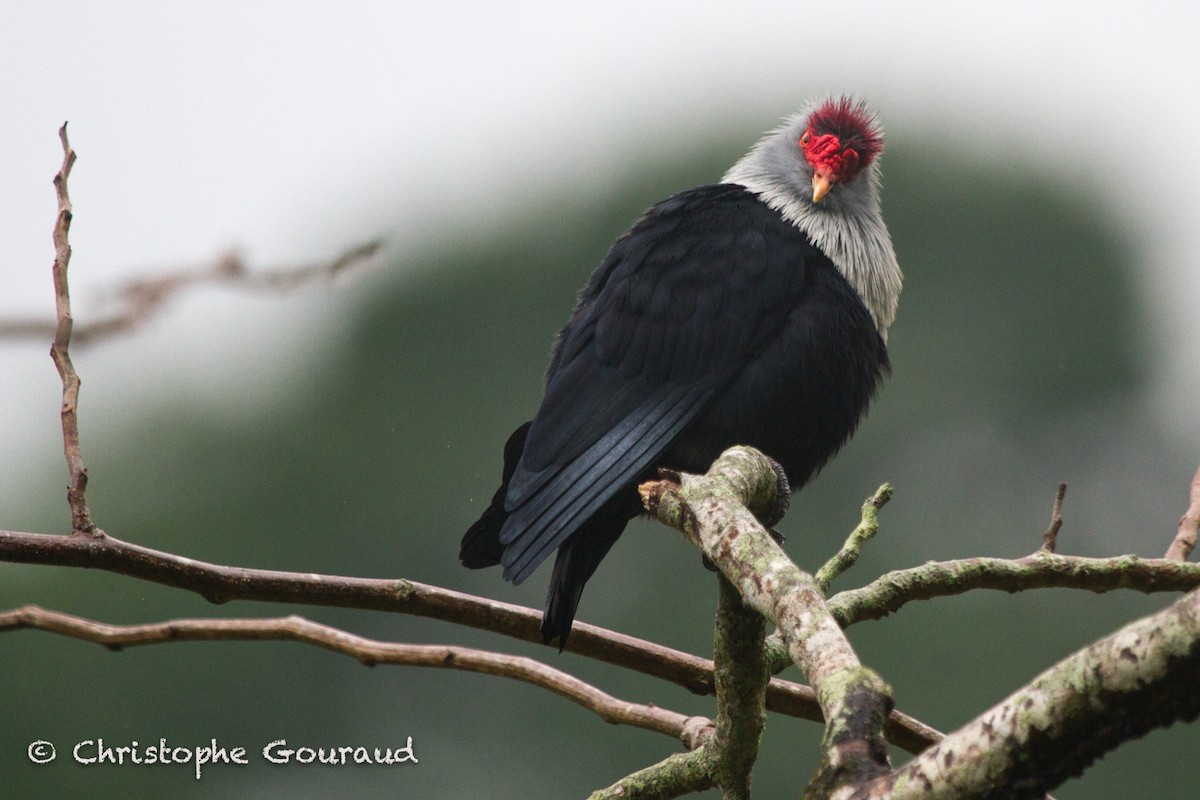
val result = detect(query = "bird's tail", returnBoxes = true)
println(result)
[460,419,638,650]
[460,422,531,569]
[541,492,637,649]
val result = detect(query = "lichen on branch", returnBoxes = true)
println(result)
[641,447,894,790]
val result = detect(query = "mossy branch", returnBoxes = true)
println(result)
[640,447,1200,799]
[814,484,893,594]
[588,749,715,800]
[828,552,1200,628]
[641,447,894,796]
[709,574,769,799]
[585,576,773,800]
[862,585,1200,799]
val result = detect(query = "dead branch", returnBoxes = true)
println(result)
[0,524,938,753]
[0,605,712,749]
[1165,462,1200,561]
[1040,482,1067,552]
[0,522,921,743]
[48,123,99,536]
[1,241,382,345]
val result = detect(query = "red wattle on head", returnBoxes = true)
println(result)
[804,132,861,182]
[800,97,883,183]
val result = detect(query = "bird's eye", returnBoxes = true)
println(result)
[800,131,811,147]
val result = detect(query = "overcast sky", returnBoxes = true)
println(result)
[3,1,1198,498]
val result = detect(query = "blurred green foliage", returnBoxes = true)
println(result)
[2,131,1194,799]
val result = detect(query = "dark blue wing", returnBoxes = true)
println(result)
[498,184,813,584]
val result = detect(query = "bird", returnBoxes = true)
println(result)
[460,96,902,647]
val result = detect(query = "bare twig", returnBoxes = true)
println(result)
[1165,463,1200,561]
[814,483,893,593]
[49,123,100,536]
[1,240,383,345]
[0,605,711,748]
[1041,482,1067,553]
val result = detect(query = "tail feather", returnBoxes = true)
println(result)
[540,491,638,648]
[461,419,640,648]
[459,491,508,569]
[460,422,531,569]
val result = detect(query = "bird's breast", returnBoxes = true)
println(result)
[662,258,887,488]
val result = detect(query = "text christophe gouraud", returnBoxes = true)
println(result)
[27,737,418,779]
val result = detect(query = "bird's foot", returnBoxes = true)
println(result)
[758,457,791,528]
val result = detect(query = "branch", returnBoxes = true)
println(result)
[814,483,892,593]
[0,604,713,748]
[1041,482,1067,553]
[760,487,1200,675]
[642,447,894,790]
[1,240,383,345]
[1165,462,1200,561]
[590,749,715,800]
[49,123,99,536]
[827,552,1200,629]
[596,485,778,800]
[862,585,1200,799]
[708,572,769,799]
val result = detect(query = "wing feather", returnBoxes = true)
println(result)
[500,382,713,583]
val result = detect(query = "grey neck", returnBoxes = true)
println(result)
[723,161,902,341]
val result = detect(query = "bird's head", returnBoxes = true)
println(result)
[723,96,886,211]
[799,97,884,203]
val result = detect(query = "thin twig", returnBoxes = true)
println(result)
[48,123,100,536]
[1041,482,1067,553]
[1,240,383,345]
[814,484,893,593]
[0,605,711,748]
[1165,463,1200,561]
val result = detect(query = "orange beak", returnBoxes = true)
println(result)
[811,172,833,203]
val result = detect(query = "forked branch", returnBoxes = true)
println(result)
[642,448,894,791]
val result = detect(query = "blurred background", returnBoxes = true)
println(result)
[2,2,1197,797]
